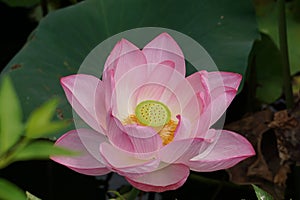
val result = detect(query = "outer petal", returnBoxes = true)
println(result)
[126,164,190,192]
[142,32,186,76]
[103,39,147,82]
[161,130,217,164]
[187,71,242,128]
[186,71,211,109]
[159,138,204,164]
[103,69,116,113]
[204,71,241,126]
[187,71,241,93]
[181,91,204,124]
[206,71,242,91]
[51,129,110,176]
[204,86,238,128]
[99,142,160,175]
[60,74,106,133]
[187,130,255,172]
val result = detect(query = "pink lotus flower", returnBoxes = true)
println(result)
[52,33,255,192]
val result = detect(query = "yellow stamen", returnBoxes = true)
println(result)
[157,120,177,145]
[123,114,139,125]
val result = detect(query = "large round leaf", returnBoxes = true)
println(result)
[1,0,258,122]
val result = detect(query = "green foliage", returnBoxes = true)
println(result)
[108,188,140,200]
[13,140,75,161]
[25,98,69,138]
[256,1,300,74]
[2,0,258,139]
[108,190,126,200]
[0,178,26,200]
[0,0,40,8]
[0,75,73,199]
[0,76,23,155]
[26,191,41,200]
[0,76,71,168]
[249,33,284,103]
[252,184,274,200]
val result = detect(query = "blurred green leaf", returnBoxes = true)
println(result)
[292,74,300,95]
[0,178,26,200]
[0,76,23,155]
[26,191,41,200]
[256,1,300,74]
[0,0,40,8]
[108,190,126,200]
[2,0,258,139]
[251,33,283,103]
[252,184,274,200]
[13,140,76,161]
[25,98,68,138]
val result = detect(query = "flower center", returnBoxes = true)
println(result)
[123,100,177,145]
[135,100,171,127]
